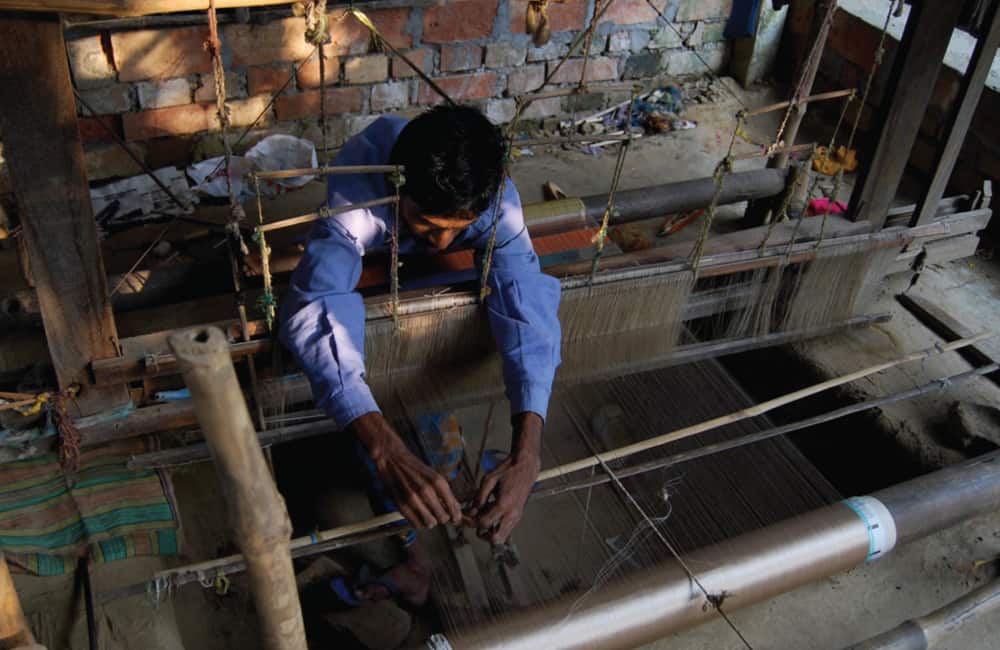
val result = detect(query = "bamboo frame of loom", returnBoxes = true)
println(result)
[107,334,990,597]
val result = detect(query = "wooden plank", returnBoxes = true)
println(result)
[93,337,270,385]
[0,14,129,415]
[0,0,294,16]
[885,233,981,276]
[897,293,1000,387]
[914,1,1000,226]
[849,1,966,229]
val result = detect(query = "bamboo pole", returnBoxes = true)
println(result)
[168,327,306,650]
[746,88,855,118]
[123,333,992,596]
[258,196,398,233]
[0,554,37,650]
[254,164,401,179]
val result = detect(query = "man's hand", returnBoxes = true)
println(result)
[472,412,543,544]
[351,412,463,529]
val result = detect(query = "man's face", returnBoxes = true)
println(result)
[399,194,476,252]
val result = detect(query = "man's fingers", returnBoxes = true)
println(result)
[433,475,463,523]
[476,472,500,508]
[477,499,505,531]
[493,510,520,544]
[420,483,451,525]
[407,494,438,528]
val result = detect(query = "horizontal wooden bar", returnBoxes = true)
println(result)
[731,142,816,162]
[258,196,398,233]
[92,339,270,385]
[253,164,402,180]
[0,0,294,17]
[514,134,632,148]
[746,89,855,118]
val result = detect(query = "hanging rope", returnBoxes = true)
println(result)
[388,169,406,328]
[478,166,509,302]
[251,174,277,331]
[588,85,640,286]
[689,110,746,274]
[296,1,332,154]
[816,0,897,245]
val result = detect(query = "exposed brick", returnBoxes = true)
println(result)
[527,40,570,62]
[224,18,311,67]
[562,92,604,112]
[485,98,517,124]
[345,115,380,139]
[509,0,587,33]
[547,57,619,84]
[527,39,570,62]
[392,49,434,78]
[827,11,882,69]
[123,95,273,140]
[624,52,660,78]
[422,0,498,43]
[78,115,123,145]
[195,70,248,102]
[485,41,527,68]
[146,136,195,169]
[248,66,294,96]
[77,84,134,115]
[341,8,412,50]
[519,96,561,119]
[274,87,365,121]
[649,23,691,49]
[298,57,342,89]
[416,72,498,105]
[66,36,116,89]
[371,81,411,111]
[663,45,726,76]
[344,55,389,84]
[84,142,146,181]
[506,63,545,95]
[441,44,483,72]
[608,32,631,53]
[137,78,192,109]
[676,0,733,22]
[112,26,212,82]
[602,0,669,25]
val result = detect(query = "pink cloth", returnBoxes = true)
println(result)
[807,197,847,217]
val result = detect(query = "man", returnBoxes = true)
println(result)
[279,105,562,603]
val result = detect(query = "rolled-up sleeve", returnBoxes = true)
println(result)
[279,218,380,430]
[475,180,562,419]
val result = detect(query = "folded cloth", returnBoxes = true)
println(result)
[0,439,180,576]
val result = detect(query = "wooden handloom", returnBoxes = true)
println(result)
[0,0,997,648]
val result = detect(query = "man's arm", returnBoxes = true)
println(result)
[280,218,462,528]
[469,179,562,542]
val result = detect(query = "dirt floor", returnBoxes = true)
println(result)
[12,78,1000,649]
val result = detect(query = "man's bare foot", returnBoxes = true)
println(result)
[354,542,430,608]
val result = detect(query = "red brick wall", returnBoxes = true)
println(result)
[59,0,733,181]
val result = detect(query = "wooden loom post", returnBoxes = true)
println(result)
[0,13,129,416]
[168,327,306,650]
[0,554,38,650]
[849,0,966,229]
[912,0,1000,226]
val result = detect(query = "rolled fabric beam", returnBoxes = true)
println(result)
[439,451,1000,650]
[168,327,306,650]
[581,168,790,222]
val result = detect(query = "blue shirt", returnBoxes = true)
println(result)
[279,116,562,430]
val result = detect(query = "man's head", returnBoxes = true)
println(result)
[390,105,505,250]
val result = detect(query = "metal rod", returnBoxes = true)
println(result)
[846,579,1000,650]
[168,327,306,650]
[444,449,1000,649]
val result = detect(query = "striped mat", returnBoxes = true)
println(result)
[0,439,179,576]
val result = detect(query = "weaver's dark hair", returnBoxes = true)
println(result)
[390,105,505,216]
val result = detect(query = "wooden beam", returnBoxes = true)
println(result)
[896,293,1000,388]
[913,0,1000,226]
[849,1,966,229]
[0,14,128,416]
